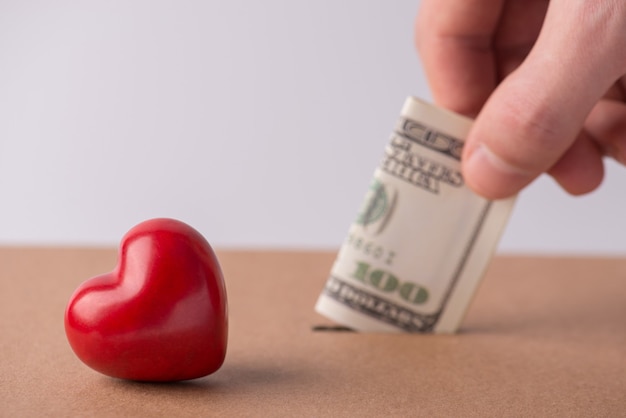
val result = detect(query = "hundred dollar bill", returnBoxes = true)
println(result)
[315,97,515,333]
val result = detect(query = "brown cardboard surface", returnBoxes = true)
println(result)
[1,247,625,417]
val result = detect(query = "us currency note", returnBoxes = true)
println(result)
[315,97,515,333]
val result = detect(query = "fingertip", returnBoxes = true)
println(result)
[463,143,533,199]
[547,133,605,196]
[552,175,603,196]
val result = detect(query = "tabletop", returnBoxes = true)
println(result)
[1,247,625,417]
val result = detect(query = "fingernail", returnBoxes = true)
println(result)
[464,144,530,198]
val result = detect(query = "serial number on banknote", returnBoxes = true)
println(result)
[346,233,396,266]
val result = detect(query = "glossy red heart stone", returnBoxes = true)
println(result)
[64,218,228,382]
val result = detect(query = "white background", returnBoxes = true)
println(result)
[1,0,625,254]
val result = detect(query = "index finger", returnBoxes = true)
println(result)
[415,0,505,116]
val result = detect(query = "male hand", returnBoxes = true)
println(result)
[416,0,626,199]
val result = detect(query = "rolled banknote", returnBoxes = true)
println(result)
[315,97,515,333]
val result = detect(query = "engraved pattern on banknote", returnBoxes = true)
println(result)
[322,275,439,332]
[380,138,464,194]
[380,118,464,195]
[397,118,464,161]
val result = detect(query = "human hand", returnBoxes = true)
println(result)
[415,0,626,199]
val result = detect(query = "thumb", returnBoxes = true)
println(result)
[462,0,626,199]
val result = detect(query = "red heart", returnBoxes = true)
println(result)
[64,218,228,382]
